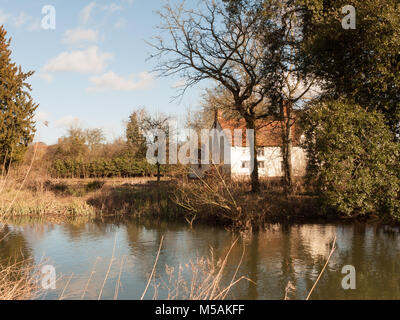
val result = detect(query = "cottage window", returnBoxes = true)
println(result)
[257,148,265,157]
[258,161,265,168]
[241,161,250,169]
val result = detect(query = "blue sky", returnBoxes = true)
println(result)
[0,0,208,144]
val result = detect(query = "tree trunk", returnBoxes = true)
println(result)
[156,162,161,184]
[281,102,293,195]
[247,117,260,193]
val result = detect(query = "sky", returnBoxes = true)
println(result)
[0,0,208,145]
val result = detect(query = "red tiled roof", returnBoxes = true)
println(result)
[215,111,300,147]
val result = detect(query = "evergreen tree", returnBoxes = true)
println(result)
[126,110,147,159]
[0,26,38,170]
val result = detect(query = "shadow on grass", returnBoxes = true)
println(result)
[86,181,185,220]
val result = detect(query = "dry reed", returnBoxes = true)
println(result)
[152,237,254,300]
[141,236,164,300]
[0,254,44,300]
[306,235,337,300]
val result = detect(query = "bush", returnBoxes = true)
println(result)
[86,180,105,192]
[50,157,157,178]
[302,99,400,220]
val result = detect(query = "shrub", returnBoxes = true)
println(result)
[86,180,105,192]
[50,157,158,178]
[302,99,400,220]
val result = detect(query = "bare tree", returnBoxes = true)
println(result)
[140,112,171,183]
[85,128,105,152]
[148,0,276,192]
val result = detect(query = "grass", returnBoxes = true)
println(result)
[0,259,42,300]
[0,162,325,229]
[0,167,324,229]
[86,181,184,219]
[0,175,180,224]
[0,188,97,223]
[0,168,172,223]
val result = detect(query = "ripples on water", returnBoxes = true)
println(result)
[0,220,399,300]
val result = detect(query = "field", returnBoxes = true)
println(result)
[0,166,329,230]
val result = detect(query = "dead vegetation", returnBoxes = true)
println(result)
[0,161,320,230]
[0,258,43,300]
[171,167,319,230]
[155,238,253,300]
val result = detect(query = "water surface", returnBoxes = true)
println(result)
[1,219,399,300]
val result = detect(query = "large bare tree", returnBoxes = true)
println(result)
[148,0,277,192]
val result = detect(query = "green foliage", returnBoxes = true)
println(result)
[0,26,38,169]
[46,121,159,178]
[50,156,156,178]
[302,99,400,220]
[299,0,400,134]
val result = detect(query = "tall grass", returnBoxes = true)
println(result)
[0,144,94,222]
[0,258,43,300]
[155,238,253,300]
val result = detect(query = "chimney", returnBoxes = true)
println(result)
[282,100,289,118]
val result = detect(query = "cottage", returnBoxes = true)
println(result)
[189,110,307,179]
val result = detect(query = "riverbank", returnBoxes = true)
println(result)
[0,176,388,228]
[0,177,162,224]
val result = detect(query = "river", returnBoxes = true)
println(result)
[1,219,399,300]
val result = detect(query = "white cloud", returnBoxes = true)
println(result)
[80,2,122,24]
[80,2,96,24]
[43,46,112,74]
[63,28,99,45]
[87,71,154,92]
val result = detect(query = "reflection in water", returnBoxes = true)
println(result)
[0,226,38,300]
[0,225,32,263]
[1,220,400,300]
